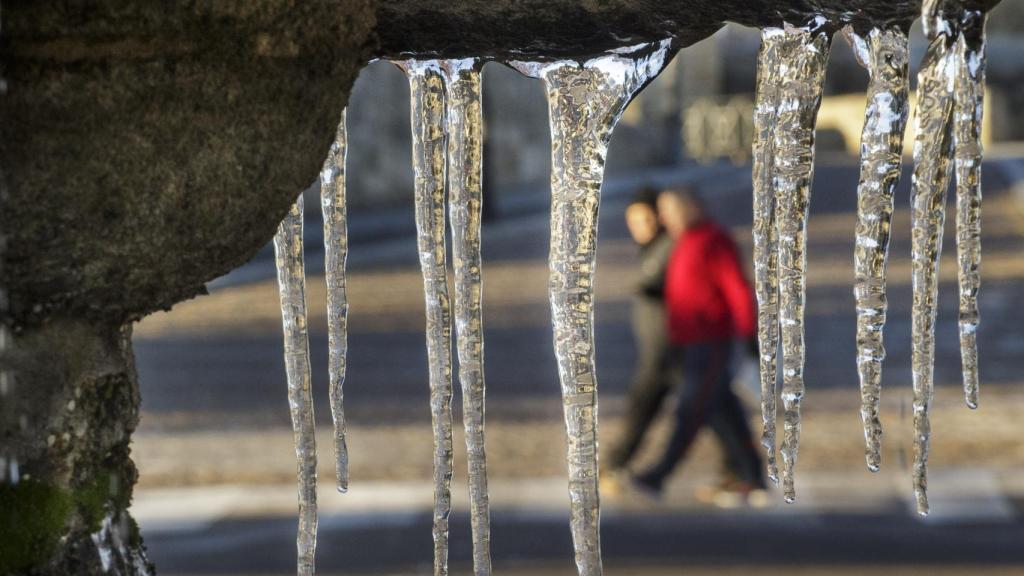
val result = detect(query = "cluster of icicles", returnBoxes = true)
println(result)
[271,2,989,574]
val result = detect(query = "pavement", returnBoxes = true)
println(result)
[130,155,1024,574]
[141,467,1024,575]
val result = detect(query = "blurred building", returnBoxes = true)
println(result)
[345,58,687,210]
[345,2,1024,207]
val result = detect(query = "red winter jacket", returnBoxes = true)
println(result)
[664,220,756,344]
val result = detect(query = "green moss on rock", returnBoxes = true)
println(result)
[0,481,74,573]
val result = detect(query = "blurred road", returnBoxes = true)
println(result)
[140,466,1024,575]
[134,158,1024,423]
[131,157,1024,574]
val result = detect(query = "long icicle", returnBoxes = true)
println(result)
[396,59,455,575]
[440,58,492,576]
[273,196,318,576]
[846,26,911,473]
[511,39,675,576]
[751,29,784,486]
[910,1,958,517]
[953,9,987,410]
[322,109,351,493]
[771,27,832,504]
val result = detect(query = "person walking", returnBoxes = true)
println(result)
[603,188,677,486]
[603,187,750,501]
[632,188,766,505]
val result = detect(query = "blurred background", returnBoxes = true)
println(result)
[130,5,1024,575]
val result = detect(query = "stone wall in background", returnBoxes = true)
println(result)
[344,56,687,209]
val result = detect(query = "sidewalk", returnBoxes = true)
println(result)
[133,383,1024,572]
[138,466,1024,574]
[134,468,1021,532]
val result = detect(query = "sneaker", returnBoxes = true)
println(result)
[696,478,769,509]
[629,473,664,501]
[599,469,626,498]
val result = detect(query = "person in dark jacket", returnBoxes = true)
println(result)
[632,188,766,505]
[604,187,748,499]
[604,188,677,480]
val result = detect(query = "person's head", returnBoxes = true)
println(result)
[657,187,704,238]
[625,186,661,246]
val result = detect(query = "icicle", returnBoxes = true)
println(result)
[395,59,454,576]
[0,455,17,485]
[765,26,832,504]
[953,10,986,410]
[751,29,784,486]
[910,2,958,517]
[511,39,675,576]
[273,197,318,575]
[321,109,351,492]
[439,58,492,576]
[907,0,990,517]
[8,456,18,485]
[0,325,10,398]
[846,26,911,472]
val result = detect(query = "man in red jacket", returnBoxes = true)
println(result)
[633,188,766,504]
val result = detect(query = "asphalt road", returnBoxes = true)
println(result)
[147,505,1024,574]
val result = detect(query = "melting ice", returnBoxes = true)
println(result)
[322,109,351,493]
[271,4,999,573]
[439,57,493,576]
[953,10,987,411]
[909,0,989,517]
[273,197,318,575]
[511,38,675,576]
[395,58,456,576]
[846,26,911,473]
[751,24,832,503]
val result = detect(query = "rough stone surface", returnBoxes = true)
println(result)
[1,1,377,328]
[0,1,377,573]
[375,0,724,59]
[373,1,1000,59]
[0,321,146,574]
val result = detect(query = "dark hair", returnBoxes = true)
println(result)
[660,186,702,207]
[630,186,660,210]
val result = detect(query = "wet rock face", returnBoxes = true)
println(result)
[0,321,145,575]
[374,1,1000,59]
[0,2,376,572]
[1,1,377,329]
[375,1,826,59]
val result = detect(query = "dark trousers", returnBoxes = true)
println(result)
[608,299,743,475]
[606,298,676,470]
[638,340,764,488]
